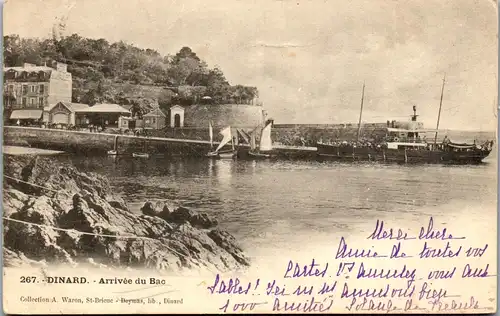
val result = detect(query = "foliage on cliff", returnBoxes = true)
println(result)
[3,34,259,115]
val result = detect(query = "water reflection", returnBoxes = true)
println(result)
[215,160,233,188]
[207,158,214,179]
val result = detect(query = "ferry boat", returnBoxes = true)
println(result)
[316,80,494,164]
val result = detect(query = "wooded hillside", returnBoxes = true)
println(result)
[3,34,260,116]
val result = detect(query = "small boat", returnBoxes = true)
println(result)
[107,150,117,155]
[206,151,219,158]
[248,151,271,158]
[206,123,237,159]
[248,122,273,158]
[132,152,149,158]
[217,150,237,159]
[133,140,149,158]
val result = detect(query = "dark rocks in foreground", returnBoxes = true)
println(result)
[3,155,249,272]
[140,200,219,229]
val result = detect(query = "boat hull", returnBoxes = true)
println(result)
[206,150,237,159]
[316,143,492,165]
[132,153,150,158]
[248,150,272,159]
[219,152,236,159]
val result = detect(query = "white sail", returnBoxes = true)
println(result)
[259,123,273,151]
[215,126,232,152]
[209,121,214,147]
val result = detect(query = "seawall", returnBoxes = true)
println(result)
[3,126,212,157]
[2,126,317,159]
[4,125,492,158]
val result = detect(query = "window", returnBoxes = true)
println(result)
[152,118,156,123]
[22,85,28,95]
[30,85,37,93]
[22,97,27,107]
[30,98,36,106]
[39,84,45,94]
[7,85,13,92]
[38,97,44,107]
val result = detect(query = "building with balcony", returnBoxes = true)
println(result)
[3,62,72,123]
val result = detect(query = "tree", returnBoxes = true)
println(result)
[3,35,22,66]
[168,47,208,86]
[167,58,202,86]
[206,67,230,104]
[172,46,200,64]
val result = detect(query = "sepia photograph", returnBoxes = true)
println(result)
[2,0,498,314]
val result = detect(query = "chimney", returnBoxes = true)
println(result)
[55,62,67,72]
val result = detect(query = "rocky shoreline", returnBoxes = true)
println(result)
[3,155,250,273]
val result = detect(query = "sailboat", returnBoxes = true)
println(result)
[206,125,237,159]
[248,122,273,158]
[132,139,150,158]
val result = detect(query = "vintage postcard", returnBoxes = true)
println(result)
[2,0,498,314]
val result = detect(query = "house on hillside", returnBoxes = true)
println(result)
[143,108,167,129]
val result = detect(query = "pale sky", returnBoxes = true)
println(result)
[3,0,498,130]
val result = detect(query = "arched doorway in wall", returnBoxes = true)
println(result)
[174,114,181,128]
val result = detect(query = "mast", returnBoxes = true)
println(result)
[209,121,213,149]
[231,128,235,151]
[433,75,446,145]
[356,82,365,142]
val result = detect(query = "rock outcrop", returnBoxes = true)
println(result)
[3,155,249,273]
[140,200,218,229]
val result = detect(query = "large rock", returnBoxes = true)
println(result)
[3,188,29,218]
[141,200,218,229]
[3,155,250,273]
[165,206,219,229]
[141,200,168,217]
[3,248,48,268]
